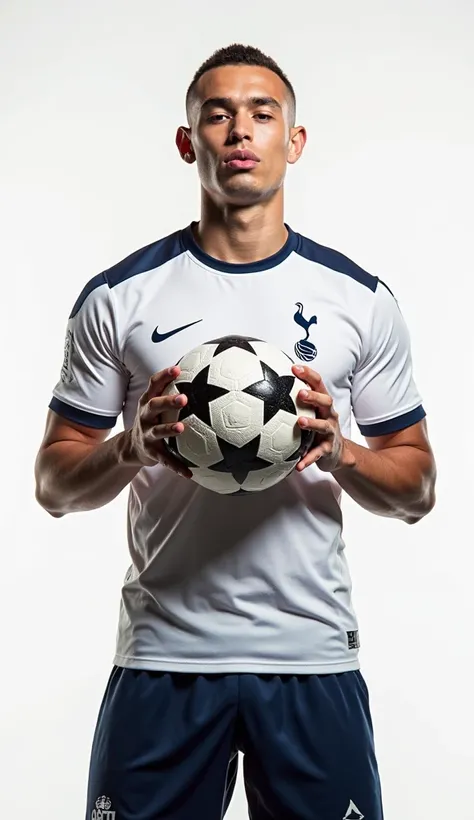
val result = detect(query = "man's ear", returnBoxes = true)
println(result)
[176,127,195,163]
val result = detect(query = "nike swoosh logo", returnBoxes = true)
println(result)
[151,319,202,343]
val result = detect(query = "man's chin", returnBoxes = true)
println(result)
[217,176,269,204]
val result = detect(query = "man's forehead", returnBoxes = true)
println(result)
[194,65,288,107]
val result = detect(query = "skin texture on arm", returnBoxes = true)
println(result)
[332,421,436,525]
[34,414,139,517]
[293,365,436,525]
[35,366,191,517]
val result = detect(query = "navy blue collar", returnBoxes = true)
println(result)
[181,222,298,273]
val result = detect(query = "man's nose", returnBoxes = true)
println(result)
[228,113,252,143]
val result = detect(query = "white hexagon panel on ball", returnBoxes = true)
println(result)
[207,347,264,392]
[175,415,223,468]
[209,390,264,448]
[258,410,303,463]
[175,343,217,383]
[241,461,297,492]
[190,467,241,495]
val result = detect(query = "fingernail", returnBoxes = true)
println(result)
[299,417,308,427]
[300,390,308,399]
[294,366,304,373]
[174,395,182,405]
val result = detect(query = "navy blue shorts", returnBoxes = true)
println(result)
[86,667,384,819]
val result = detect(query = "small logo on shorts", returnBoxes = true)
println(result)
[347,630,360,650]
[343,799,364,819]
[92,796,116,820]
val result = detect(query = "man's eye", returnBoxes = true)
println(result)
[255,113,273,121]
[208,114,228,123]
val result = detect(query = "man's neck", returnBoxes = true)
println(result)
[194,197,288,264]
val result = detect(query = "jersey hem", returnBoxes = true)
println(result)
[113,654,360,675]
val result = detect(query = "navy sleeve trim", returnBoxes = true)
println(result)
[358,405,426,437]
[49,397,118,429]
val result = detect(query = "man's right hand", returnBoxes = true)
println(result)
[125,366,191,478]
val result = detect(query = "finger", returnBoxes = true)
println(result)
[150,420,186,440]
[145,431,192,477]
[162,455,192,478]
[292,365,323,389]
[296,440,333,470]
[156,441,192,478]
[147,392,188,418]
[298,389,333,410]
[293,365,333,401]
[298,417,335,437]
[146,365,181,401]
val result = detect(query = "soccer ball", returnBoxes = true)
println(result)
[161,335,316,495]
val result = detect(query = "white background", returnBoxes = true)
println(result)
[1,0,473,818]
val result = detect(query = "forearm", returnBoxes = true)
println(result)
[35,430,140,517]
[333,439,436,524]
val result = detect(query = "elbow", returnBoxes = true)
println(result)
[46,508,66,519]
[403,485,436,526]
[35,453,68,518]
[396,448,437,525]
[35,482,66,519]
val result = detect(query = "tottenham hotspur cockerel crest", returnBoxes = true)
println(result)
[293,302,318,361]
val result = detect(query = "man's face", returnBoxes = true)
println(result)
[179,65,304,205]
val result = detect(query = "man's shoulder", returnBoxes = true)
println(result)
[69,227,186,318]
[103,227,185,288]
[293,230,379,293]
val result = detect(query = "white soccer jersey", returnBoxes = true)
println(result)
[50,224,425,674]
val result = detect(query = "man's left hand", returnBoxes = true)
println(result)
[292,365,356,473]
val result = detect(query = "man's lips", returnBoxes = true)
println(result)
[224,149,260,162]
[224,149,260,170]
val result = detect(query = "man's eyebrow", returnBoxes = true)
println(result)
[200,96,282,112]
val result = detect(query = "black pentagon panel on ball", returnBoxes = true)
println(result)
[177,365,228,426]
[205,335,263,356]
[209,435,273,485]
[243,362,296,424]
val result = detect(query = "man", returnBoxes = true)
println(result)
[35,43,436,820]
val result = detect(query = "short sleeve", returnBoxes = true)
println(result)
[351,281,426,437]
[49,274,128,429]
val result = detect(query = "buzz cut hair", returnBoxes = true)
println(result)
[185,43,296,126]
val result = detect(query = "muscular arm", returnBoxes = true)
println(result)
[334,420,436,525]
[294,362,436,526]
[34,411,140,517]
[35,367,191,518]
